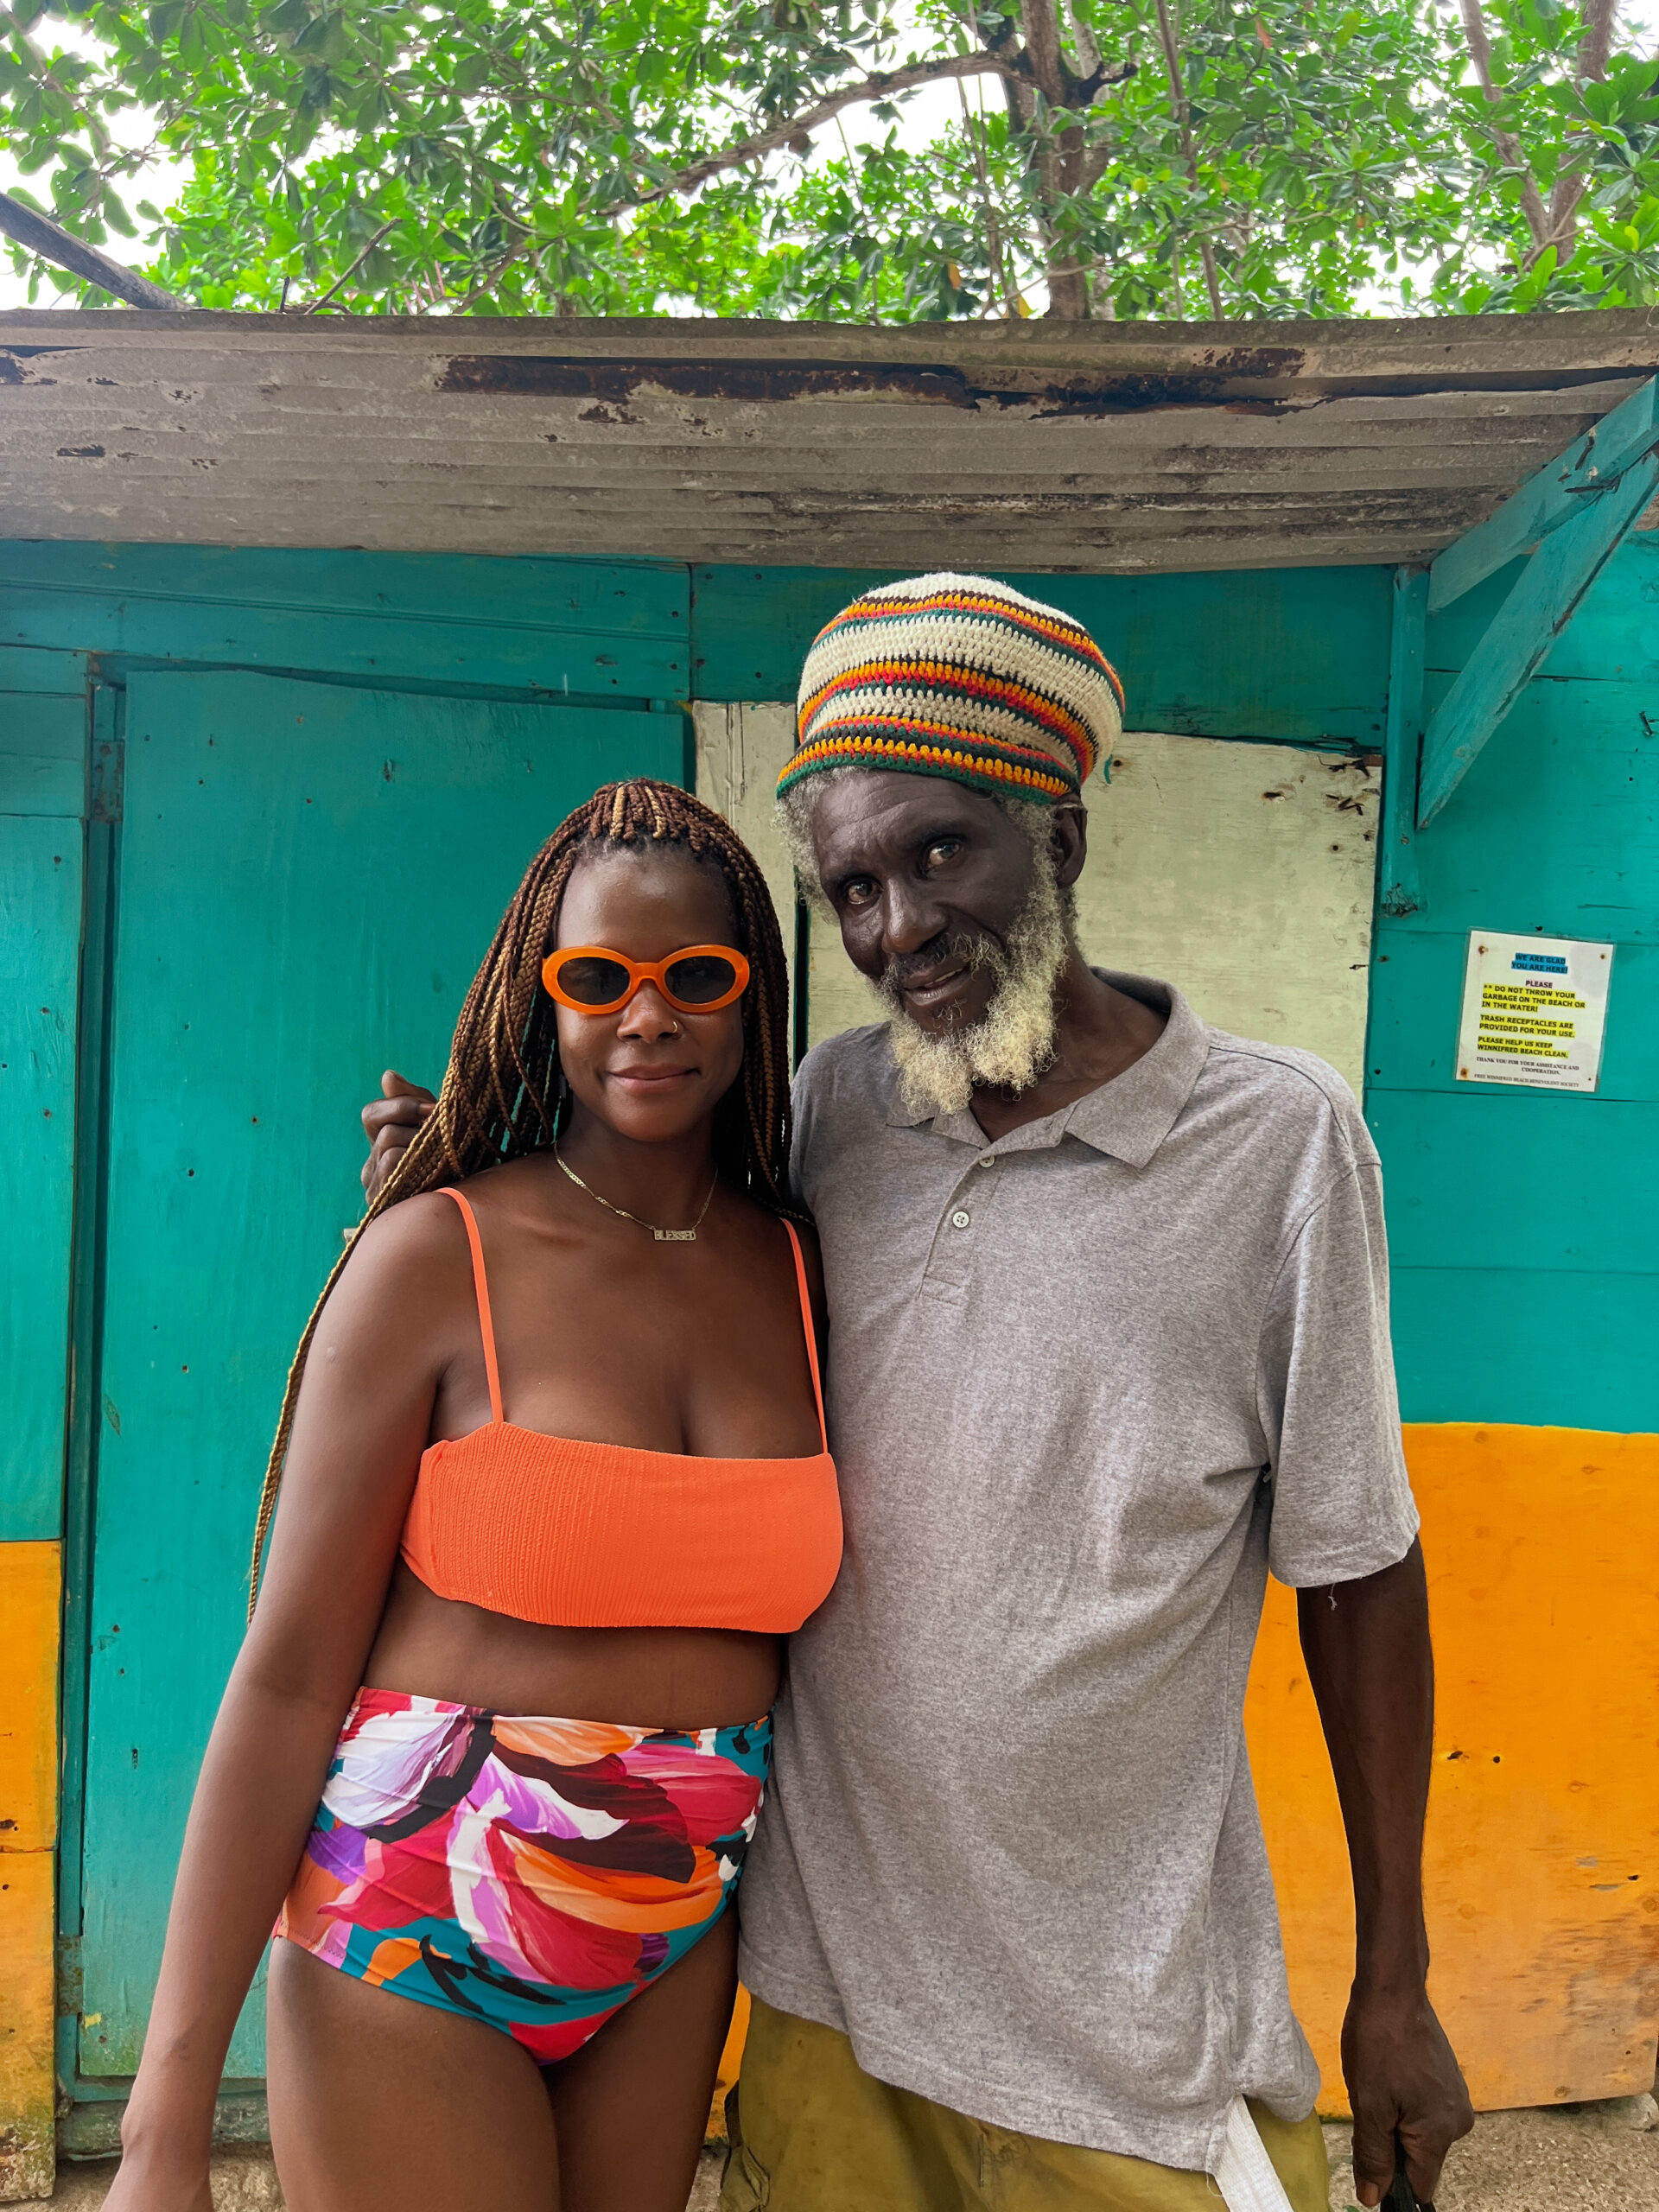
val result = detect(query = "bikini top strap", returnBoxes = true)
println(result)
[437,1188,504,1426]
[783,1219,827,1449]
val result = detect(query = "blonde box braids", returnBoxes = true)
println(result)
[248,779,798,1616]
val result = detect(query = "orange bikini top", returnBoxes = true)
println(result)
[399,1187,842,1634]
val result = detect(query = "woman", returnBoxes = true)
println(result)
[108,780,842,2212]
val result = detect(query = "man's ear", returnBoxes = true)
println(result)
[1052,803,1088,888]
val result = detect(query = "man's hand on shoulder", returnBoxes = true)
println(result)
[361,1069,435,1203]
[1344,1980,1472,2206]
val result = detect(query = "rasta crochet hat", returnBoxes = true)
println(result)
[779,572,1124,808]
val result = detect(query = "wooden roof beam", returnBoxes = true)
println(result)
[1414,376,1659,829]
[1427,375,1659,613]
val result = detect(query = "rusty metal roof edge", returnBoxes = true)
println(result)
[8,307,1659,385]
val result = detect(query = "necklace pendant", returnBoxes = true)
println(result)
[654,1226,698,1242]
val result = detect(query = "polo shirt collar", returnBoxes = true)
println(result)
[881,970,1210,1168]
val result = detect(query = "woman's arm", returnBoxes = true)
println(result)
[110,1196,470,2199]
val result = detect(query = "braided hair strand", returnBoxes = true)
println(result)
[247,779,798,1614]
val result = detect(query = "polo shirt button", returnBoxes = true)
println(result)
[977,1154,995,1168]
[951,1209,971,1230]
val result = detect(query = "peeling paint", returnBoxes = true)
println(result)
[436,357,982,406]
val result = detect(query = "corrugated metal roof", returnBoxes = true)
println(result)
[4,308,1658,572]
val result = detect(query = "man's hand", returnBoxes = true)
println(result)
[361,1069,435,1203]
[1299,1541,1473,2208]
[1344,1981,1472,2206]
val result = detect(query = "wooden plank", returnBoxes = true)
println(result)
[1492,526,1659,683]
[1249,1423,1659,2115]
[1389,1266,1659,1431]
[1076,735,1377,1094]
[4,442,1591,501]
[0,1541,60,1848]
[0,543,688,696]
[1,385,1608,452]
[0,1540,60,2204]
[80,671,683,2079]
[692,701,798,1026]
[7,303,1659,384]
[0,495,1491,548]
[0,817,80,1542]
[0,311,1644,571]
[0,646,84,695]
[0,753,82,815]
[1418,448,1659,825]
[1380,569,1427,918]
[1406,672,1659,931]
[1367,1090,1658,1271]
[1428,378,1659,613]
[0,689,87,815]
[0,691,83,760]
[693,563,1392,743]
[54,699,117,2005]
[0,1842,55,2200]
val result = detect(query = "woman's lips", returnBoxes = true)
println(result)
[607,1065,697,1091]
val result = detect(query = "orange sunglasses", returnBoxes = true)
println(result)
[541,944,752,1016]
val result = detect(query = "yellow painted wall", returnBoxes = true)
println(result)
[1247,1423,1659,2114]
[706,1424,1656,2136]
[0,1541,60,2202]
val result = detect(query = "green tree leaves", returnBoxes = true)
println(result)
[4,0,1659,316]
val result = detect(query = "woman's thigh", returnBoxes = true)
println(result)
[267,1937,560,2212]
[547,1908,737,2212]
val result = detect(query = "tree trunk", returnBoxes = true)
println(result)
[1018,0,1108,318]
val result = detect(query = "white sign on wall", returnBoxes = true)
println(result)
[1456,931,1614,1093]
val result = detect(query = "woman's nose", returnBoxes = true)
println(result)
[615,982,681,1038]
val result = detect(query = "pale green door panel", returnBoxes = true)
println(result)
[80,670,680,2077]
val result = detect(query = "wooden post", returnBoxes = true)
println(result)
[1380,568,1427,918]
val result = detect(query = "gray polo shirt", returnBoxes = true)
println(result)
[738,975,1420,2173]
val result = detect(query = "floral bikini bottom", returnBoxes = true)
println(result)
[276,1686,772,2065]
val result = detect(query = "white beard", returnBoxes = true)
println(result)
[873,851,1071,1121]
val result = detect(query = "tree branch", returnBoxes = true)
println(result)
[299,218,397,311]
[957,67,1018,315]
[1458,0,1553,251]
[0,188,180,308]
[1063,0,1103,80]
[1542,0,1618,260]
[1154,0,1224,317]
[628,48,1128,211]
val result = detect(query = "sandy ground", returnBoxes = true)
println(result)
[1324,2104,1659,2212]
[48,2104,1659,2209]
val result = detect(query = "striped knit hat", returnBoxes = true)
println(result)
[779,573,1124,808]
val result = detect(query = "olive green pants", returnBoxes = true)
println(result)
[720,1997,1330,2212]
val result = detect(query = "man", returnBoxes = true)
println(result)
[364,574,1471,2212]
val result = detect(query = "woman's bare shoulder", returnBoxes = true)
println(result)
[324,1189,475,1335]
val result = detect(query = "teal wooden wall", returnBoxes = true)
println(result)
[690,563,1392,746]
[3,530,1653,2141]
[1370,535,1659,1436]
[0,547,697,2140]
[9,534,1652,1505]
[0,645,86,1545]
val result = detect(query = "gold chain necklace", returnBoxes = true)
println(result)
[552,1143,718,1243]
